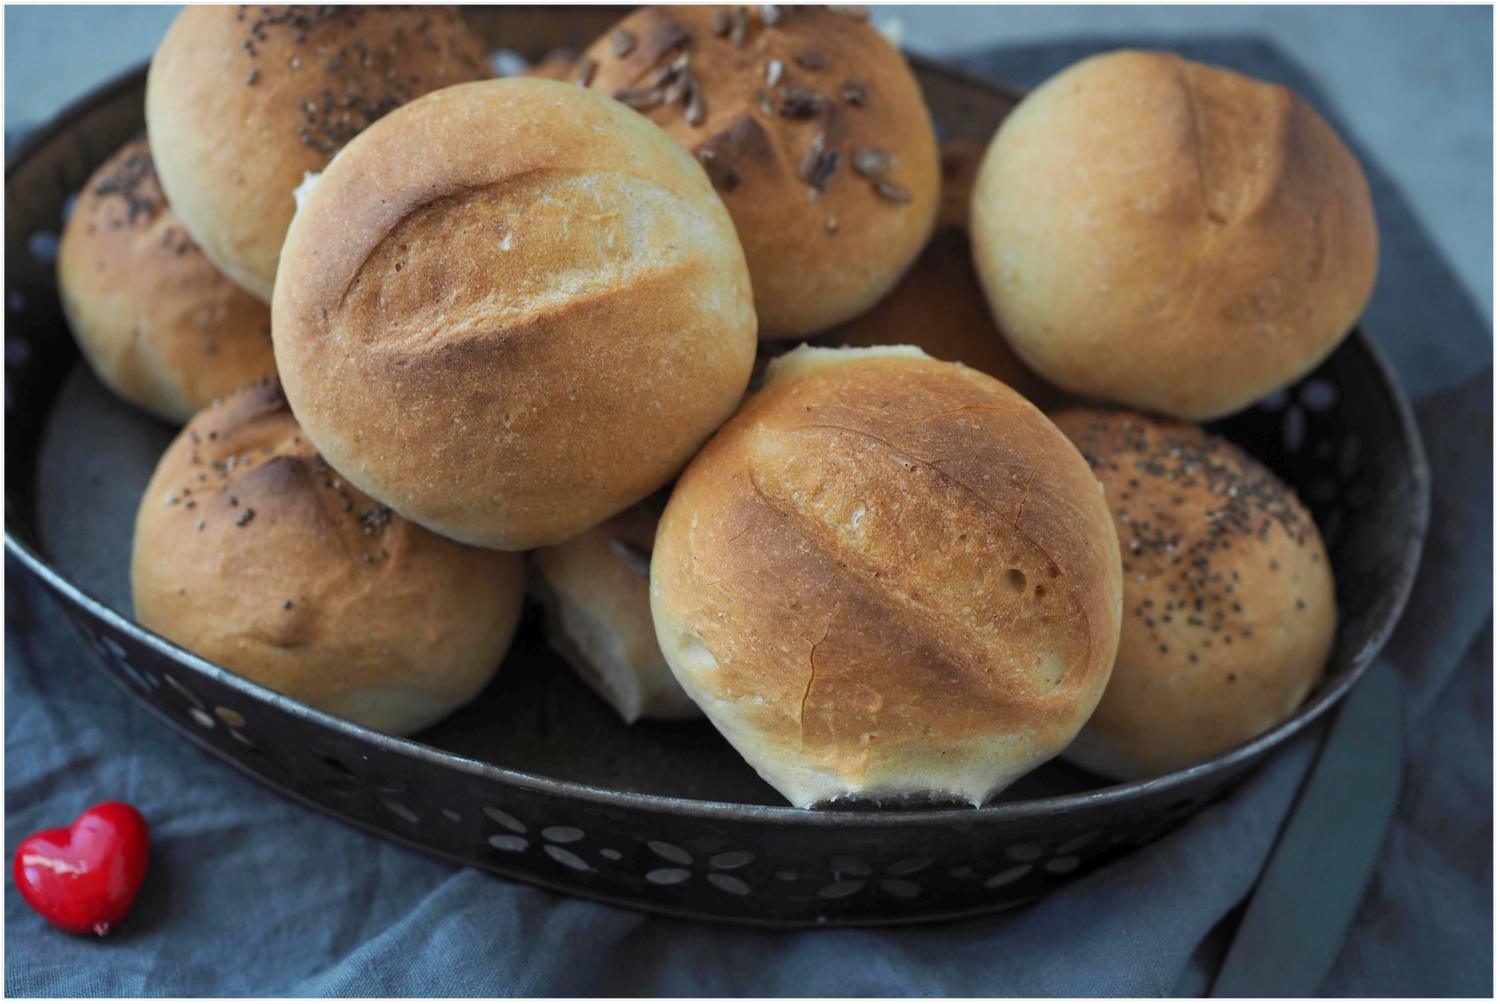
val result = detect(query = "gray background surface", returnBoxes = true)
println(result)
[4,4,1493,322]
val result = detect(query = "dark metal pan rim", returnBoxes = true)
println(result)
[4,52,1430,829]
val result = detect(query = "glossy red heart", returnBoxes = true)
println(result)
[13,802,149,936]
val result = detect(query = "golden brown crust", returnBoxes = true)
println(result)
[835,141,1058,407]
[1052,408,1336,778]
[582,5,941,338]
[972,50,1378,420]
[130,376,524,735]
[146,5,490,301]
[650,347,1122,807]
[273,78,756,551]
[533,504,702,723]
[56,138,275,424]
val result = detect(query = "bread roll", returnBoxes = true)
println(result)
[1052,408,1336,779]
[273,78,756,551]
[651,345,1123,807]
[581,5,941,339]
[131,377,524,735]
[534,501,701,723]
[972,50,1378,420]
[57,137,275,424]
[836,141,1056,407]
[146,5,489,301]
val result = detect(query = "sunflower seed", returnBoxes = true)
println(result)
[873,178,911,203]
[685,79,707,125]
[759,4,781,25]
[794,49,828,71]
[766,58,784,86]
[614,87,663,110]
[697,147,742,192]
[729,6,748,47]
[662,69,689,104]
[573,56,597,87]
[840,78,868,105]
[710,8,732,35]
[798,131,826,182]
[611,28,637,58]
[756,88,775,117]
[778,84,826,118]
[851,146,892,178]
[649,61,678,88]
[801,135,840,193]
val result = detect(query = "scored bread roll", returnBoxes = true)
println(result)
[1052,408,1337,779]
[131,376,524,735]
[582,5,941,339]
[651,345,1123,807]
[57,137,275,424]
[972,50,1379,420]
[273,78,757,551]
[146,5,490,301]
[534,501,702,723]
[836,141,1056,407]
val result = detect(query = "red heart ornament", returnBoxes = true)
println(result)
[13,802,150,936]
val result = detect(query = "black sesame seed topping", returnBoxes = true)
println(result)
[1069,411,1321,661]
[92,144,161,223]
[359,505,393,534]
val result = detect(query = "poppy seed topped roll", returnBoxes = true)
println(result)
[272,78,757,550]
[146,5,490,301]
[1053,408,1337,778]
[131,377,525,735]
[651,345,1123,808]
[582,5,941,339]
[57,137,275,424]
